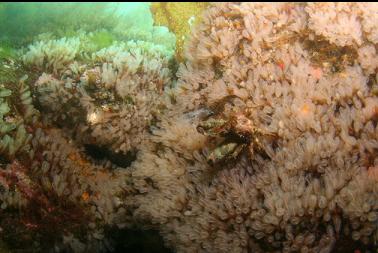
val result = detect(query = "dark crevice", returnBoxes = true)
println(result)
[333,237,376,253]
[106,227,173,253]
[84,144,137,168]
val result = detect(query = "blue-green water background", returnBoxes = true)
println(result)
[0,2,174,54]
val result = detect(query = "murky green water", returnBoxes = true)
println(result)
[0,3,165,46]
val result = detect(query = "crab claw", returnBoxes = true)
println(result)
[207,142,246,165]
[196,118,228,136]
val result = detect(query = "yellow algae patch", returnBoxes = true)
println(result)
[151,2,209,62]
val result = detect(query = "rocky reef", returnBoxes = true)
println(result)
[0,2,378,253]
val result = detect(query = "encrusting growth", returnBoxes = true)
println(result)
[130,3,378,253]
[0,2,378,253]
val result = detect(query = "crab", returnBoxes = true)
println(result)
[196,96,277,165]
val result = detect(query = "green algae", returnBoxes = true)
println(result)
[88,30,116,50]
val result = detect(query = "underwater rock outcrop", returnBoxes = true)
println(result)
[23,36,174,154]
[0,11,176,252]
[129,2,378,253]
[0,2,378,253]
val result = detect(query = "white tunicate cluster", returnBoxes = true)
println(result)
[128,3,378,253]
[23,33,174,154]
[22,37,81,74]
[5,2,378,253]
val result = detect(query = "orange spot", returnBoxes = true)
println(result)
[78,158,90,167]
[301,104,310,114]
[68,152,78,161]
[277,60,285,71]
[81,192,90,202]
[68,152,90,166]
[311,67,322,79]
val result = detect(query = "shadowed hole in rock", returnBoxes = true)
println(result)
[84,144,137,168]
[106,227,173,253]
[333,237,376,253]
